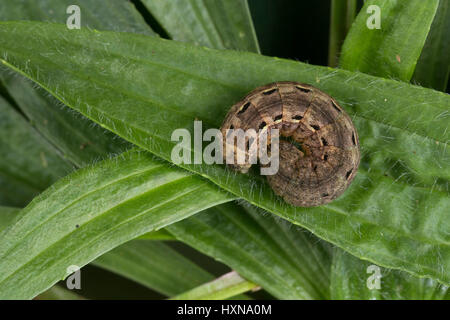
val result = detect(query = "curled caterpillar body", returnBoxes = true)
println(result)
[220,81,360,207]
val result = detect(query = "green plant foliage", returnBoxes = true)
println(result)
[328,0,357,67]
[340,0,439,81]
[36,285,86,300]
[0,21,447,285]
[0,95,72,206]
[0,0,448,300]
[0,0,154,167]
[331,250,450,300]
[413,0,450,91]
[168,203,333,300]
[141,0,259,52]
[0,206,20,231]
[171,271,257,300]
[337,0,449,298]
[0,150,232,299]
[0,0,155,35]
[92,240,214,296]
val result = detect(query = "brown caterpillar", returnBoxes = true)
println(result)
[220,81,360,207]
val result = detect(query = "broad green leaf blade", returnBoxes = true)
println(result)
[0,72,129,167]
[0,22,448,285]
[171,271,257,300]
[331,249,450,300]
[412,0,450,91]
[337,0,449,300]
[0,0,155,36]
[0,150,233,299]
[0,206,19,231]
[92,240,214,296]
[0,0,156,167]
[167,203,333,300]
[141,0,259,52]
[328,0,357,67]
[36,285,86,300]
[340,0,439,81]
[137,229,176,241]
[0,95,72,206]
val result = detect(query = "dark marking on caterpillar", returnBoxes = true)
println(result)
[331,100,341,112]
[220,81,360,207]
[259,121,267,130]
[238,102,251,114]
[263,88,277,95]
[296,86,312,93]
[346,169,353,179]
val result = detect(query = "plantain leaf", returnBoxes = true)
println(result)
[137,229,176,241]
[412,0,450,91]
[92,240,214,296]
[0,150,233,299]
[167,203,333,300]
[340,0,440,81]
[0,206,20,231]
[330,249,450,300]
[337,0,449,299]
[35,285,86,300]
[171,270,257,300]
[0,21,448,285]
[328,0,357,67]
[0,0,155,36]
[0,94,72,206]
[141,0,259,52]
[0,72,129,167]
[0,0,156,167]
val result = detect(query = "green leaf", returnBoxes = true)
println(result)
[0,72,129,167]
[0,150,233,299]
[412,0,450,91]
[137,229,176,241]
[171,270,257,300]
[331,249,450,300]
[0,0,155,36]
[92,240,214,296]
[35,285,86,300]
[141,0,259,52]
[328,0,357,67]
[167,203,333,299]
[0,0,156,167]
[0,95,72,206]
[340,0,440,81]
[0,22,448,285]
[0,206,19,231]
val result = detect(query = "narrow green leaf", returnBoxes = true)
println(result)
[92,240,214,296]
[0,72,129,167]
[0,150,233,299]
[0,206,19,231]
[0,0,155,36]
[141,0,259,52]
[137,229,176,241]
[0,0,156,167]
[0,95,72,206]
[0,22,448,285]
[412,0,450,91]
[168,203,333,300]
[171,271,257,300]
[35,285,85,300]
[331,249,450,300]
[340,0,439,81]
[328,0,358,67]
